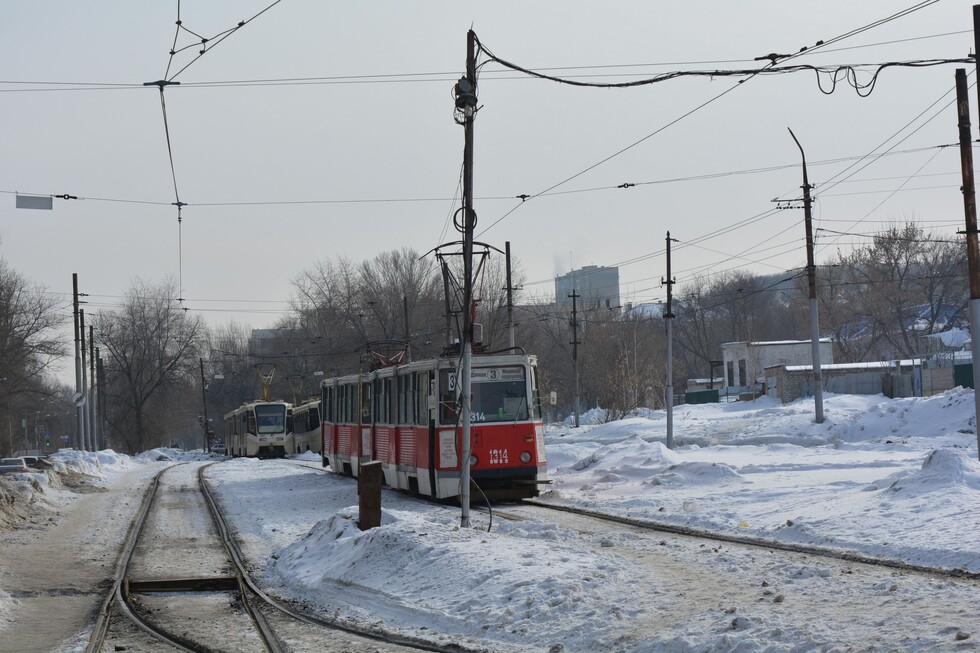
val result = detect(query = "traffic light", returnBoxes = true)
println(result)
[44,433,51,447]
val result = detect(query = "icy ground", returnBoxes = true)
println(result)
[1,390,978,652]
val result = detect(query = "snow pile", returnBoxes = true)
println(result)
[290,450,321,462]
[272,506,660,650]
[544,392,980,572]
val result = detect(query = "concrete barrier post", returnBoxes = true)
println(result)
[358,460,383,530]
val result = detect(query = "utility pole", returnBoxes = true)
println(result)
[80,308,90,450]
[95,347,102,450]
[200,358,211,453]
[403,296,411,363]
[453,29,479,528]
[97,353,106,449]
[89,324,97,451]
[72,274,86,451]
[570,289,581,428]
[788,128,825,424]
[955,67,980,461]
[662,232,678,449]
[505,241,516,349]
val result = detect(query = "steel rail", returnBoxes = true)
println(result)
[198,462,484,653]
[85,464,200,653]
[522,499,980,581]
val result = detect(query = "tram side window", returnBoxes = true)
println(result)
[361,382,372,423]
[439,369,458,424]
[415,372,429,425]
[373,379,391,424]
[397,374,414,425]
[339,385,348,423]
[311,404,321,430]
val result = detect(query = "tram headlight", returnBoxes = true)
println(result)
[468,454,478,466]
[519,451,532,464]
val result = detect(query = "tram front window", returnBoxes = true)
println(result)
[254,404,286,434]
[472,379,529,422]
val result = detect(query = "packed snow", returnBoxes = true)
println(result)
[1,390,978,651]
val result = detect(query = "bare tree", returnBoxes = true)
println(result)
[0,259,67,395]
[830,224,968,360]
[96,278,206,453]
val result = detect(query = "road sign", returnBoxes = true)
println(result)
[72,392,86,407]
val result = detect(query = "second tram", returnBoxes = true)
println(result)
[223,400,293,458]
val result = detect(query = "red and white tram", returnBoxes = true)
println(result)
[319,352,547,500]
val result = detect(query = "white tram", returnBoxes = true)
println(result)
[290,399,322,454]
[223,400,293,458]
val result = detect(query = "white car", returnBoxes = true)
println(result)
[0,457,29,474]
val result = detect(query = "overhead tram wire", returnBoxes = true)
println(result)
[145,0,285,310]
[1,22,969,94]
[471,0,955,239]
[807,78,975,253]
[4,143,963,214]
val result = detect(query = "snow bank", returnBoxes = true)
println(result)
[272,506,661,650]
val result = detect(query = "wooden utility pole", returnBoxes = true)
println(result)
[663,232,678,449]
[80,308,90,450]
[200,358,211,453]
[788,128,825,424]
[72,274,85,451]
[89,324,97,451]
[955,66,980,461]
[506,241,516,350]
[570,289,581,428]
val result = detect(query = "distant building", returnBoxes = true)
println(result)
[249,328,289,358]
[721,339,834,398]
[555,265,620,311]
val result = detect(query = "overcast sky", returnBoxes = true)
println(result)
[1,1,976,383]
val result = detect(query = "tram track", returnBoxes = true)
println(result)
[297,457,980,582]
[496,499,980,582]
[86,461,484,653]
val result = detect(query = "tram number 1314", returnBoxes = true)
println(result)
[488,448,509,465]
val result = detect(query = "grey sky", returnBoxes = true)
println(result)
[0,1,974,383]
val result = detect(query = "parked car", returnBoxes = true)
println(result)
[0,457,29,474]
[20,455,41,468]
[212,443,227,456]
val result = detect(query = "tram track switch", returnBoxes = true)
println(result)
[358,461,383,530]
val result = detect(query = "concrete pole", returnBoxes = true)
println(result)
[788,128,825,424]
[955,67,980,460]
[457,29,478,528]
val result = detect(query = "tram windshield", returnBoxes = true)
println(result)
[254,403,286,434]
[441,366,530,424]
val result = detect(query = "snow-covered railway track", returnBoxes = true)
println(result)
[83,463,286,652]
[516,500,980,581]
[77,464,462,653]
[87,462,464,653]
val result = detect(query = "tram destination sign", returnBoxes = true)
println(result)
[447,366,524,390]
[471,367,524,383]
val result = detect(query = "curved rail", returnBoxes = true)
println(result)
[198,462,480,653]
[523,499,980,581]
[85,464,197,653]
[86,463,285,653]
